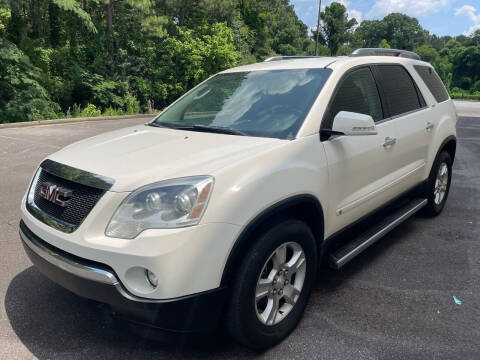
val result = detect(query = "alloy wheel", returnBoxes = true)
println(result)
[434,162,449,205]
[254,242,307,326]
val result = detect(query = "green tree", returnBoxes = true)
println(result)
[127,0,168,38]
[51,0,97,33]
[382,13,429,50]
[238,0,273,59]
[354,13,428,51]
[452,46,480,89]
[3,0,480,122]
[353,20,387,48]
[472,30,480,46]
[320,2,357,55]
[144,23,239,107]
[414,45,438,63]
[260,0,309,56]
[429,34,452,51]
[378,39,391,48]
[0,38,59,122]
[433,56,452,89]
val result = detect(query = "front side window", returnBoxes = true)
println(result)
[324,67,383,129]
[151,69,332,139]
[375,65,423,117]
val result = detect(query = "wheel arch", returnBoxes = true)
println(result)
[438,135,456,164]
[220,194,325,287]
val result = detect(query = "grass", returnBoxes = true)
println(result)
[450,93,480,101]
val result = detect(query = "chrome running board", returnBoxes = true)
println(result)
[330,198,428,269]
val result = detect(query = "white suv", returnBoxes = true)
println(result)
[20,48,457,349]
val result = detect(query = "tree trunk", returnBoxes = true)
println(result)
[107,0,115,71]
[8,0,25,44]
[107,0,114,32]
[49,1,61,47]
[179,6,185,26]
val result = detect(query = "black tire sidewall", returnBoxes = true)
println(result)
[226,219,317,349]
[426,151,452,215]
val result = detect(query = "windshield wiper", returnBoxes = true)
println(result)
[149,122,246,136]
[147,122,177,129]
[186,125,247,136]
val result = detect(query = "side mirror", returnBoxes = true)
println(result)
[331,111,378,136]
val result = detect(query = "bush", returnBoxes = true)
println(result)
[277,43,297,56]
[0,38,60,123]
[71,103,82,117]
[103,107,124,116]
[124,93,140,114]
[471,80,480,93]
[450,92,480,100]
[92,80,124,109]
[336,45,354,56]
[79,103,101,117]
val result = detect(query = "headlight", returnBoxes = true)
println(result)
[105,176,214,239]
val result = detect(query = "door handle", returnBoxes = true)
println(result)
[426,122,434,131]
[383,137,396,148]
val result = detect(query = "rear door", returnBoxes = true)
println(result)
[373,64,431,193]
[412,64,452,165]
[322,66,399,234]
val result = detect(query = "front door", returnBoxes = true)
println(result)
[321,66,399,236]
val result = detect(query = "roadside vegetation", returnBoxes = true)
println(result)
[0,1,479,124]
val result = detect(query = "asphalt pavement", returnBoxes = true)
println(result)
[0,106,479,359]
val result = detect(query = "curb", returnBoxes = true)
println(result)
[0,114,156,130]
[453,99,480,103]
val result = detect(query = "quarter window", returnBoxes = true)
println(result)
[375,65,423,117]
[324,67,383,128]
[414,65,449,103]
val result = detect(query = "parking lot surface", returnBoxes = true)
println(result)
[0,111,479,359]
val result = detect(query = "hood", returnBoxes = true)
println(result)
[47,125,282,191]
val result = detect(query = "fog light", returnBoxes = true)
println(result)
[145,269,158,288]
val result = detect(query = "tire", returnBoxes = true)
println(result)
[225,219,317,349]
[422,151,452,216]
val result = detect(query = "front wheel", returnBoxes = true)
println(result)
[225,220,317,349]
[422,151,452,216]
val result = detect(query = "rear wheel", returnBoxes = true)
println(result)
[225,220,317,349]
[422,151,452,216]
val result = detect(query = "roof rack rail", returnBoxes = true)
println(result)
[264,56,324,62]
[350,48,421,60]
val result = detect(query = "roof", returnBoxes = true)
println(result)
[220,57,339,73]
[221,55,430,74]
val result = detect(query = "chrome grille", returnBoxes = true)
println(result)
[32,169,104,226]
[26,160,113,233]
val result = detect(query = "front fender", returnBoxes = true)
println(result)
[202,135,329,229]
[201,135,329,286]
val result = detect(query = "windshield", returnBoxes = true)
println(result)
[151,69,332,139]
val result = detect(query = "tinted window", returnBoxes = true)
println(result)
[375,65,422,117]
[152,69,332,139]
[324,67,383,128]
[414,65,449,103]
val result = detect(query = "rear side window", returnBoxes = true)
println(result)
[414,65,449,103]
[375,65,423,117]
[324,67,383,128]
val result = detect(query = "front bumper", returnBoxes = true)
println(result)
[19,221,227,333]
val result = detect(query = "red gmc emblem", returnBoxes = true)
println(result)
[39,182,72,207]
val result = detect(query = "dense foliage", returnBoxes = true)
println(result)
[319,3,480,98]
[0,0,310,123]
[1,1,479,123]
